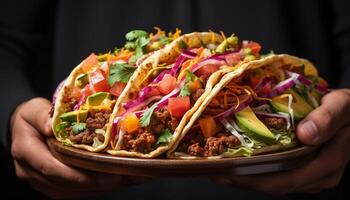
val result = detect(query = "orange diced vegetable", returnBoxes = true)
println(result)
[188,79,202,91]
[120,113,140,133]
[82,53,98,72]
[199,116,217,138]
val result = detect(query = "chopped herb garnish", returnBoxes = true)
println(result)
[140,103,158,127]
[158,35,172,45]
[124,30,150,64]
[55,122,70,138]
[179,85,191,97]
[185,70,196,82]
[71,122,87,135]
[125,30,149,41]
[108,63,136,85]
[155,129,173,145]
[180,70,197,97]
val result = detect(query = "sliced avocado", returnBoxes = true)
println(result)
[59,110,88,122]
[271,89,313,120]
[235,106,276,144]
[75,73,89,88]
[87,92,110,106]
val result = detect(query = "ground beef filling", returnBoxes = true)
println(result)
[181,132,240,157]
[262,117,286,130]
[122,108,179,153]
[121,129,156,153]
[67,110,111,144]
[62,93,78,112]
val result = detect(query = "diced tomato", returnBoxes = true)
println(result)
[110,82,127,97]
[199,116,217,138]
[149,87,161,97]
[250,76,262,88]
[195,64,221,77]
[244,41,262,55]
[99,61,110,76]
[71,87,83,100]
[81,84,92,97]
[82,53,98,72]
[168,96,190,118]
[260,81,272,95]
[89,70,110,92]
[158,74,177,95]
[119,112,140,133]
[225,53,242,66]
[188,79,202,91]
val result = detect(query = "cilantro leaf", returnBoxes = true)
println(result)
[140,103,158,127]
[180,71,198,97]
[124,41,136,50]
[108,63,136,85]
[179,85,191,97]
[185,70,196,82]
[155,129,173,145]
[138,37,150,47]
[55,122,70,138]
[113,47,120,54]
[125,30,149,41]
[158,35,172,45]
[71,122,86,135]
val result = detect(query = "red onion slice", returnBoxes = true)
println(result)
[52,79,66,104]
[213,97,252,120]
[268,73,298,97]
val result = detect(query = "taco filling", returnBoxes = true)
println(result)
[111,33,263,154]
[173,59,328,157]
[54,28,180,147]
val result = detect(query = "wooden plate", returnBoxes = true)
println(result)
[47,138,319,177]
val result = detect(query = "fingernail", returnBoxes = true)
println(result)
[301,120,319,144]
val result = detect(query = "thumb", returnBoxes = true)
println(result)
[297,89,350,145]
[21,97,54,137]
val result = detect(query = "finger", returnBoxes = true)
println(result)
[21,97,53,137]
[297,89,350,145]
[14,128,97,187]
[12,116,123,190]
[226,124,350,195]
[16,158,121,193]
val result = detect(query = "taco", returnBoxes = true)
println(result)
[107,32,265,158]
[52,28,181,152]
[167,54,328,159]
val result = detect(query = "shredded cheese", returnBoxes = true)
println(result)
[171,28,182,40]
[209,29,216,43]
[140,65,173,85]
[220,31,227,40]
[277,94,295,128]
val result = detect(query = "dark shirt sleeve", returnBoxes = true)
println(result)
[0,0,54,150]
[331,0,350,87]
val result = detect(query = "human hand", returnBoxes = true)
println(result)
[213,89,350,195]
[10,98,127,199]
